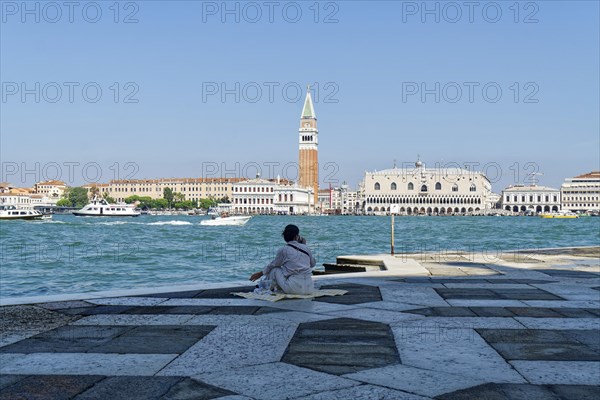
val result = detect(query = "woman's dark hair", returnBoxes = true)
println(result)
[282,224,300,242]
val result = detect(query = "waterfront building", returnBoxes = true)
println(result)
[560,171,600,212]
[274,186,313,215]
[501,185,560,213]
[231,176,277,214]
[33,180,67,201]
[0,193,32,205]
[298,86,319,206]
[318,183,359,214]
[105,177,244,203]
[231,176,310,214]
[361,159,492,215]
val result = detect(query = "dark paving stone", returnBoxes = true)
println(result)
[162,377,234,400]
[435,288,564,301]
[314,283,382,305]
[193,286,256,299]
[208,306,261,315]
[75,376,183,400]
[0,374,27,390]
[476,329,572,344]
[506,307,563,318]
[91,325,215,354]
[592,286,600,291]
[536,269,600,279]
[436,383,560,400]
[549,385,600,400]
[57,305,135,316]
[470,307,516,317]
[0,375,103,400]
[0,326,132,354]
[567,330,600,352]
[142,290,203,298]
[434,307,478,317]
[553,308,598,318]
[490,342,600,361]
[282,318,399,375]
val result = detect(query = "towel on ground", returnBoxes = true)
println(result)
[232,289,347,302]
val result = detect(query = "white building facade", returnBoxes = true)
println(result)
[362,161,493,215]
[501,185,560,213]
[560,172,600,212]
[231,177,312,215]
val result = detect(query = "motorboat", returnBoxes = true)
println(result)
[73,196,140,217]
[200,214,251,226]
[0,205,50,220]
[540,212,578,219]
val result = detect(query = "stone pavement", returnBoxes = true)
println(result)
[1,248,599,399]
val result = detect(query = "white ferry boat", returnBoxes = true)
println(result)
[0,205,50,221]
[73,196,140,217]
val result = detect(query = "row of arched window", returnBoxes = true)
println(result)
[374,182,476,192]
[366,197,482,205]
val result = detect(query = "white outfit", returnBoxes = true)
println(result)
[262,240,315,295]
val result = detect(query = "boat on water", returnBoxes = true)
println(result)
[73,196,140,217]
[540,212,578,219]
[0,205,51,221]
[200,213,251,226]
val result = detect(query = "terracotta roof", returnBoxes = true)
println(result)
[574,171,600,179]
[36,180,66,186]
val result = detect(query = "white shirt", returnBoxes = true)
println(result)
[263,240,316,278]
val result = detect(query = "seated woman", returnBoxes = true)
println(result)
[250,224,315,295]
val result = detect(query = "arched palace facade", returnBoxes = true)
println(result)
[362,161,493,215]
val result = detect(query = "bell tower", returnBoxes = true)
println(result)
[298,85,319,207]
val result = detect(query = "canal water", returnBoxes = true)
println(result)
[1,215,598,299]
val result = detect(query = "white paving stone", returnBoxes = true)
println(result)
[445,299,528,307]
[360,301,431,312]
[71,314,195,326]
[324,308,424,325]
[87,297,169,306]
[0,353,177,376]
[344,364,486,398]
[196,362,358,400]
[257,311,335,323]
[266,300,358,313]
[160,298,268,307]
[510,361,600,385]
[158,321,296,376]
[530,284,600,301]
[515,317,600,330]
[294,383,430,400]
[379,287,448,307]
[393,326,525,383]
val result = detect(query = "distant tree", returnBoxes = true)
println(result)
[89,185,100,198]
[163,187,174,208]
[56,199,71,207]
[174,200,196,210]
[66,187,90,208]
[153,198,168,209]
[174,192,185,203]
[219,196,230,203]
[199,198,218,210]
[102,192,115,203]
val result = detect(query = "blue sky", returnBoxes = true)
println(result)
[1,0,599,191]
